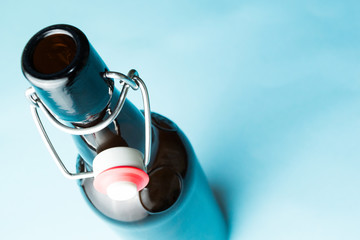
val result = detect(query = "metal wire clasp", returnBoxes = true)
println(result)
[25,69,152,180]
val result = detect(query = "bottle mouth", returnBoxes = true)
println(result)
[22,24,89,81]
[32,32,77,74]
[22,24,112,124]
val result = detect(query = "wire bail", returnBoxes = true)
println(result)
[25,70,152,180]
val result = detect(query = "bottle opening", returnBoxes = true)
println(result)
[32,34,76,74]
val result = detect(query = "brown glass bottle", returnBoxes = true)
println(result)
[22,24,227,240]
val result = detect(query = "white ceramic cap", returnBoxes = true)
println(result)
[93,147,144,176]
[92,147,149,201]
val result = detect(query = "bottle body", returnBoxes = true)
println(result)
[77,110,227,239]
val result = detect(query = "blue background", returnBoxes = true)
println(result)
[1,0,360,239]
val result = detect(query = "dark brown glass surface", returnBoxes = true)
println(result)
[139,113,188,213]
[32,34,76,74]
[140,167,182,213]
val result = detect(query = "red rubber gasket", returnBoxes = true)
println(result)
[93,166,149,194]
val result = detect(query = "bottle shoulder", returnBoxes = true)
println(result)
[139,112,195,213]
[147,112,193,177]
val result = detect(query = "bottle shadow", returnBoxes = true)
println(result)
[211,184,230,238]
[207,149,249,239]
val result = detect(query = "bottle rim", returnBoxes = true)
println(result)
[21,24,90,84]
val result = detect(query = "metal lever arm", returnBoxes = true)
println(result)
[30,104,95,180]
[26,70,152,180]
